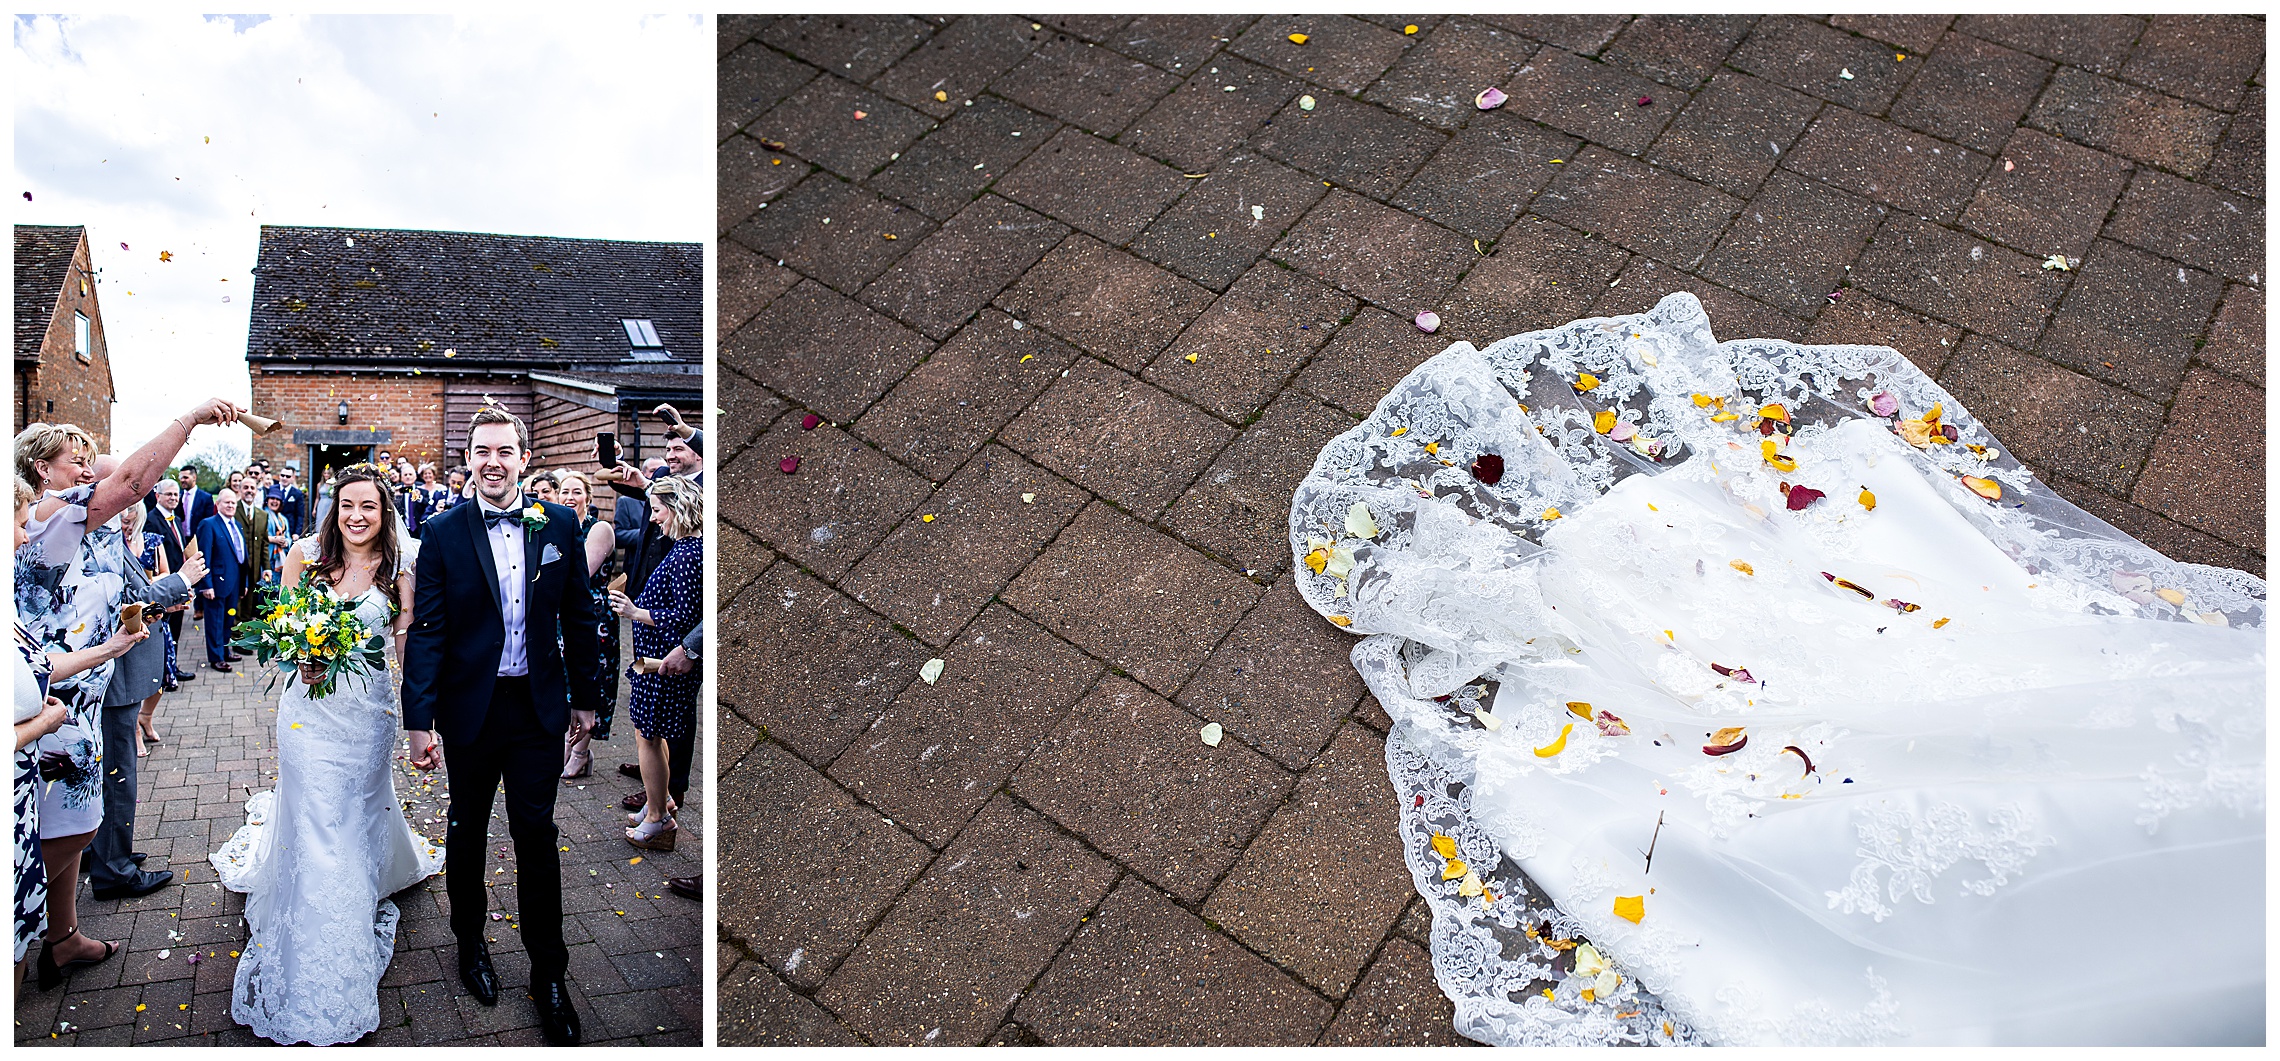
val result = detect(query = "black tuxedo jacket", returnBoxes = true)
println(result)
[401,497,602,748]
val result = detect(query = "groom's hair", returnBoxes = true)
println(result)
[467,405,529,453]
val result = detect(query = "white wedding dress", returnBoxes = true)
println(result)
[1290,293,2264,1046]
[210,548,444,1046]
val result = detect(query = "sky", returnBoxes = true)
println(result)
[13,13,710,459]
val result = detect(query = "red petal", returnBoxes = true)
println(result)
[1471,453,1505,485]
[778,456,800,474]
[801,413,822,430]
[1786,485,1825,511]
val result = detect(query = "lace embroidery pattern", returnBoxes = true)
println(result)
[1823,802,2053,922]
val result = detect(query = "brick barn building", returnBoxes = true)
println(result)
[14,224,116,447]
[244,225,702,481]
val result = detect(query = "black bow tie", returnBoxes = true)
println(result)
[481,505,522,527]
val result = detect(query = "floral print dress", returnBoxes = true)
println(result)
[16,485,129,839]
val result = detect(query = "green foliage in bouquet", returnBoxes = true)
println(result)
[228,573,389,699]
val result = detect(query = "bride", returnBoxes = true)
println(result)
[1291,292,2263,1046]
[209,465,443,1046]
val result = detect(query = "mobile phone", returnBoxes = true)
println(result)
[596,431,618,468]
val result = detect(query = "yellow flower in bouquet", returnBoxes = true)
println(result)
[231,573,389,699]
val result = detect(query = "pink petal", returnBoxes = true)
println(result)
[1475,87,1507,110]
[1637,96,1653,106]
[779,456,800,475]
[1414,310,1440,333]
[1609,420,1637,442]
[801,412,822,430]
[1868,391,1898,417]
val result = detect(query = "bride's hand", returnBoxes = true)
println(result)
[407,730,441,771]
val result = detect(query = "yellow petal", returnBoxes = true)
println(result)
[1898,419,1934,447]
[1431,833,1457,859]
[1758,403,1789,423]
[1533,723,1574,758]
[1932,617,1950,629]
[1423,441,1439,455]
[1389,426,1408,437]
[1613,894,1645,923]
[1924,402,1944,424]
[1541,507,1562,520]
[1593,410,1616,434]
[1729,560,1754,575]
[1566,701,1593,719]
[1709,411,1739,422]
[1326,615,1352,627]
[1859,489,1877,511]
[1575,373,1601,392]
[1287,32,1309,44]
[1691,393,1711,407]
[1304,549,1327,574]
[2155,588,2187,605]
[1960,476,2002,501]
[1442,857,1468,881]
[1458,869,1484,897]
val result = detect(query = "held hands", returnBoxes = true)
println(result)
[659,645,693,676]
[407,730,442,771]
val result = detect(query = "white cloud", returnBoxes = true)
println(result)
[13,13,710,454]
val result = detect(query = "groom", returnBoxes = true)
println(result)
[402,406,602,1046]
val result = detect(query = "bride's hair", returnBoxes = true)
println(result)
[311,464,403,589]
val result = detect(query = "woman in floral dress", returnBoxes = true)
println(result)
[557,470,617,776]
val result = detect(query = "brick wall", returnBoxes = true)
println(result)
[246,368,447,469]
[18,233,114,449]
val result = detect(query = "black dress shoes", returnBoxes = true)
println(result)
[173,669,196,682]
[459,940,500,1006]
[533,978,582,1046]
[616,762,641,779]
[90,868,173,901]
[208,661,232,672]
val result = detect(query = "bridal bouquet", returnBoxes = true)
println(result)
[230,575,388,699]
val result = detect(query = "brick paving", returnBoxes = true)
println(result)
[717,14,2263,1046]
[14,615,702,1046]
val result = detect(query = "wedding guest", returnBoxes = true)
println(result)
[148,479,196,687]
[605,436,703,813]
[13,476,71,991]
[131,497,196,744]
[609,476,701,852]
[89,496,197,900]
[194,488,250,671]
[16,401,226,989]
[554,471,617,778]
[267,466,306,537]
[174,466,216,531]
[237,483,287,621]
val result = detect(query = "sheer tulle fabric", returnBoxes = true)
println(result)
[211,575,442,1046]
[1290,293,2264,1046]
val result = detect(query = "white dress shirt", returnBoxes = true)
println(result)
[480,500,529,676]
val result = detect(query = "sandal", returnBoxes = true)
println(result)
[627,797,677,826]
[36,928,118,990]
[625,816,677,852]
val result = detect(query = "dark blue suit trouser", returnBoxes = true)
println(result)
[203,589,238,663]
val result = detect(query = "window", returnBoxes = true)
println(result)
[74,312,90,362]
[621,319,661,348]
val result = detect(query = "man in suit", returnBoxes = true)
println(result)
[193,488,248,671]
[148,479,197,685]
[267,466,306,538]
[236,483,288,623]
[175,465,216,533]
[603,432,705,820]
[402,407,599,1046]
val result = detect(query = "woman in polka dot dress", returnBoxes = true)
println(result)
[609,476,701,853]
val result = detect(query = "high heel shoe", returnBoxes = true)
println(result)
[562,732,592,780]
[625,815,677,852]
[36,928,117,991]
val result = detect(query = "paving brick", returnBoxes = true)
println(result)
[717,566,916,765]
[1205,725,1408,996]
[1729,16,1912,113]
[2103,170,2265,284]
[2037,239,2225,400]
[825,606,1102,846]
[1001,505,1263,696]
[1782,107,1991,221]
[1802,291,1963,377]
[752,74,937,181]
[1162,393,1357,579]
[719,41,819,142]
[1829,14,1953,53]
[1935,336,2164,496]
[1001,360,1236,518]
[720,134,812,236]
[2028,67,2228,178]
[1014,878,1332,1045]
[1958,128,2135,262]
[993,36,1182,137]
[1532,146,1741,267]
[2200,283,2265,387]
[762,14,933,82]
[1297,305,1459,416]
[1592,261,1806,343]
[996,235,1218,371]
[1433,216,1629,345]
[1172,566,1368,767]
[2044,471,2265,577]
[1353,15,1441,36]
[720,14,773,56]
[1391,111,1578,240]
[1852,215,2069,348]
[1110,14,1254,73]
[817,798,1120,1044]
[1646,71,1822,197]
[1954,14,2145,75]
[995,129,1191,245]
[2131,368,2265,551]
[842,446,1090,646]
[1700,170,1882,316]
[1272,190,1479,311]
[1602,14,1759,90]
[1481,14,1630,54]
[861,195,1071,340]
[724,414,933,580]
[1122,55,1302,173]
[1251,91,1446,200]
[715,741,933,990]
[718,238,801,344]
[870,15,1044,118]
[1501,45,1686,156]
[1131,153,1331,291]
[727,174,935,294]
[854,310,1081,481]
[725,279,935,421]
[1319,939,1468,1046]
[1147,263,1356,420]
[1887,31,2053,153]
[1354,691,1392,733]
[1034,15,1131,43]
[2205,87,2265,198]
[1362,18,1537,129]
[865,98,1061,222]
[1228,15,1411,95]
[715,369,789,466]
[2121,14,2263,112]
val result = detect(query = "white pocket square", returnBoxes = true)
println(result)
[540,543,563,565]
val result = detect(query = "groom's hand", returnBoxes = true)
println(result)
[407,729,442,771]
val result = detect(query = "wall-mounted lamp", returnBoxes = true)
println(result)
[337,400,350,425]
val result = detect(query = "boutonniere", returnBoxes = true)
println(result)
[520,502,549,531]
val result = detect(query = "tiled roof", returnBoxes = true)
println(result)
[14,225,82,360]
[529,365,703,396]
[245,225,701,367]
